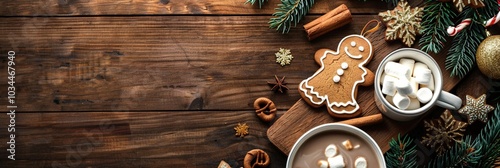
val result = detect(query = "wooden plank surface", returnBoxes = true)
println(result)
[0,111,287,167]
[0,15,382,112]
[0,0,423,16]
[3,0,495,167]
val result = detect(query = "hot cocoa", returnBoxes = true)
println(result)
[291,131,380,168]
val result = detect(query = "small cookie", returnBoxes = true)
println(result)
[299,35,374,118]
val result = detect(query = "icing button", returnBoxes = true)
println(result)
[351,41,356,47]
[358,46,364,52]
[341,62,348,69]
[333,75,341,83]
[337,69,344,76]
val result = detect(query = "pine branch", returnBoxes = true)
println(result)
[384,134,417,168]
[487,80,500,102]
[474,103,500,167]
[428,104,500,167]
[269,0,315,34]
[427,136,482,167]
[445,7,486,79]
[245,0,268,9]
[419,1,456,54]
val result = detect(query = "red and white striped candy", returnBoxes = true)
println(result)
[447,18,471,36]
[484,12,500,28]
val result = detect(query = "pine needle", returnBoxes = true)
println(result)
[385,134,417,168]
[419,1,456,54]
[269,0,315,34]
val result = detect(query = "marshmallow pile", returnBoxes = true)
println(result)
[317,140,367,168]
[380,58,435,110]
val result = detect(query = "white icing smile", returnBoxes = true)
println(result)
[344,46,362,59]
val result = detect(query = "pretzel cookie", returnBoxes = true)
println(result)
[299,35,375,118]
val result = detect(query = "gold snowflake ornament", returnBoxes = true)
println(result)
[234,123,249,138]
[421,110,467,155]
[441,0,485,12]
[458,94,494,124]
[275,48,293,66]
[378,1,423,47]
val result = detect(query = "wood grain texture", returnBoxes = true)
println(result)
[267,25,462,154]
[0,111,287,167]
[0,15,385,112]
[0,0,423,16]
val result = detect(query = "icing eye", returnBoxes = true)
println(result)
[358,46,364,52]
[351,41,356,47]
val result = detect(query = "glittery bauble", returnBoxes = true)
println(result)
[476,35,500,79]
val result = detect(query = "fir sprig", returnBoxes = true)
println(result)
[428,104,500,167]
[475,103,500,167]
[385,134,417,168]
[427,136,482,167]
[269,0,315,34]
[245,0,268,9]
[444,0,498,78]
[419,0,456,54]
[445,8,485,79]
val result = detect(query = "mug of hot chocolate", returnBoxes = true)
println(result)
[374,48,462,121]
[287,123,385,168]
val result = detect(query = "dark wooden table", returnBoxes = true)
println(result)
[0,0,497,167]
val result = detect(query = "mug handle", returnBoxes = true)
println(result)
[435,91,462,110]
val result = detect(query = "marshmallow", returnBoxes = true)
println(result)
[386,95,394,105]
[395,79,413,95]
[393,92,411,110]
[408,77,418,98]
[342,140,353,150]
[318,160,329,168]
[328,155,345,168]
[421,74,435,91]
[385,62,411,79]
[399,58,415,75]
[417,87,433,104]
[354,157,368,168]
[407,98,421,110]
[324,144,338,158]
[414,68,432,85]
[412,62,428,77]
[382,75,398,96]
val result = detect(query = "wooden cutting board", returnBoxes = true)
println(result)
[267,28,461,155]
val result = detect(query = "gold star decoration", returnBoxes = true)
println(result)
[234,123,249,138]
[458,94,494,124]
[267,75,289,93]
[421,110,468,155]
[378,0,423,47]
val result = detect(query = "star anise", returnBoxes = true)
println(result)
[267,75,289,93]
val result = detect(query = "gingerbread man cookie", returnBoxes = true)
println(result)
[299,35,375,118]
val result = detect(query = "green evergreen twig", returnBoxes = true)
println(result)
[428,104,500,167]
[384,134,417,168]
[269,0,315,34]
[475,103,500,167]
[419,0,456,54]
[445,8,485,79]
[245,0,268,9]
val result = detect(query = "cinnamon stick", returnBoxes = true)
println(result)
[339,113,383,127]
[304,4,352,41]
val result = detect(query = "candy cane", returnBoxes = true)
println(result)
[484,13,500,27]
[447,18,472,36]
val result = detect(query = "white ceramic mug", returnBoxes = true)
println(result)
[374,48,462,121]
